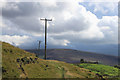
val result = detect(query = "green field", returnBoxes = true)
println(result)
[76,63,120,78]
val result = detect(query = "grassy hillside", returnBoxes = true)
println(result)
[2,42,99,78]
[75,63,120,78]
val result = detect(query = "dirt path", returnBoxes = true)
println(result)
[19,63,27,78]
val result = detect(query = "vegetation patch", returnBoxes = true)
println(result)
[76,63,120,78]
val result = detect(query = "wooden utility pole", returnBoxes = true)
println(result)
[38,40,42,50]
[40,18,52,60]
[38,40,42,55]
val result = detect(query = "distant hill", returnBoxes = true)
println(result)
[2,42,99,78]
[26,49,118,66]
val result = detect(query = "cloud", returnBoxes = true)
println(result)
[79,2,118,19]
[2,0,119,2]
[1,1,118,50]
[2,2,102,34]
[48,37,70,46]
[79,0,119,2]
[98,16,118,44]
[0,1,7,9]
[89,2,118,14]
[0,35,29,46]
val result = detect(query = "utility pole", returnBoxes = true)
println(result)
[38,40,42,54]
[38,40,42,50]
[40,18,52,60]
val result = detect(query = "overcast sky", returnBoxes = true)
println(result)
[0,0,119,56]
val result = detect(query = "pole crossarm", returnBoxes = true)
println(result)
[40,18,52,21]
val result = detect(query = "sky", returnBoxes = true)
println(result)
[0,0,119,56]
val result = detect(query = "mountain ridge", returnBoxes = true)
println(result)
[26,49,118,66]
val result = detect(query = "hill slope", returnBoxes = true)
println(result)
[26,49,118,66]
[2,42,98,78]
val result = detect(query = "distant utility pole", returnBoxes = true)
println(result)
[40,18,52,60]
[37,40,42,55]
[38,40,42,50]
